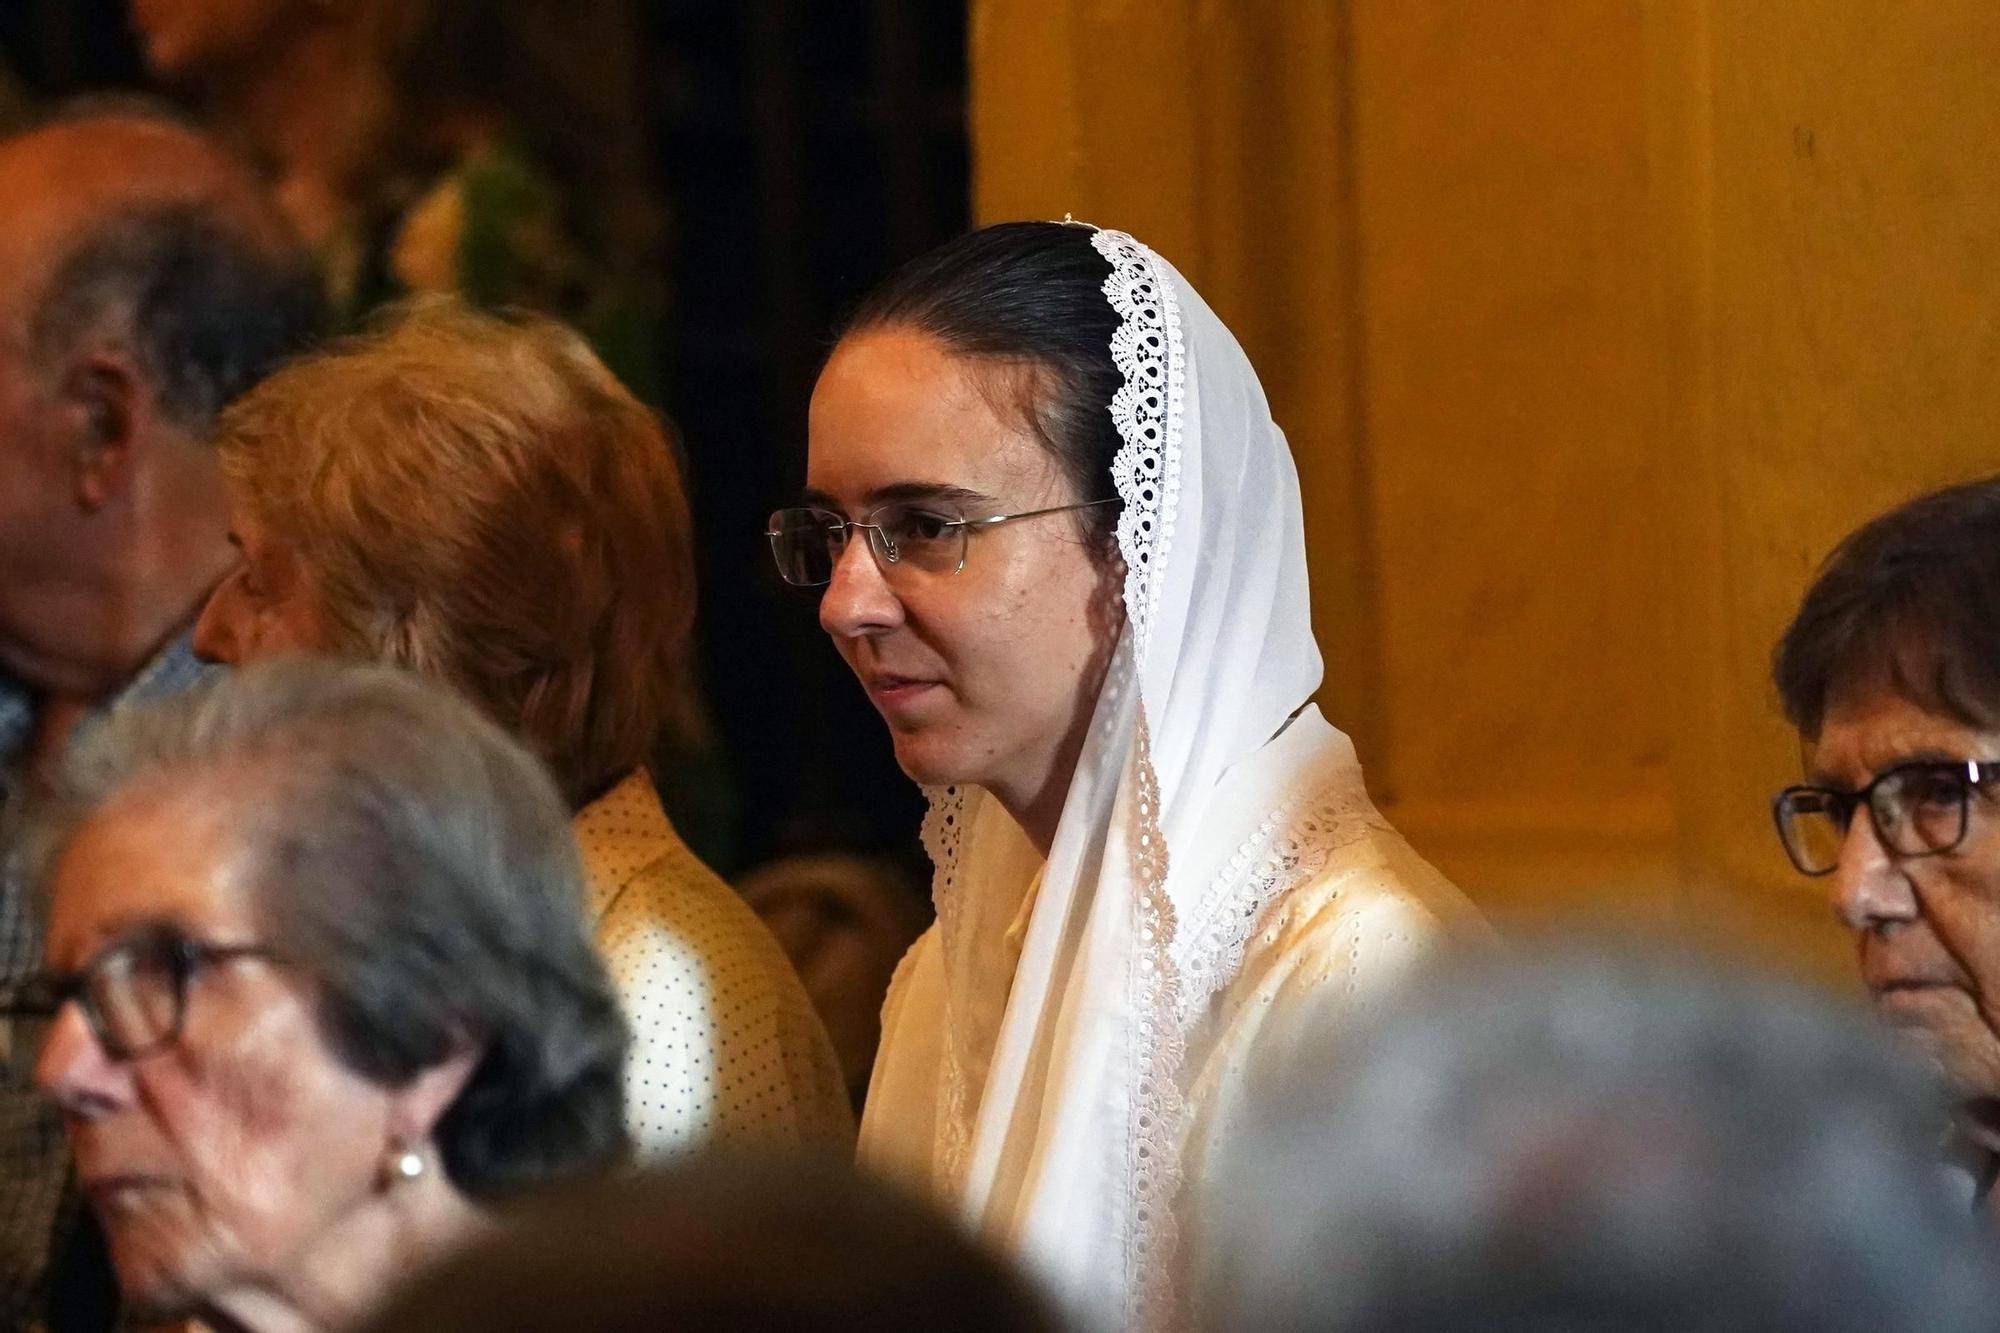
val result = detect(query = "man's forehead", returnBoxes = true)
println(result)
[0,114,226,186]
[1811,685,1999,781]
[0,145,73,324]
[0,117,280,316]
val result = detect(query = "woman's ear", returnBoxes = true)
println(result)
[388,1043,483,1147]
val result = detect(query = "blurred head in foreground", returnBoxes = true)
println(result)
[1203,944,1996,1333]
[360,1153,1065,1333]
[8,659,626,1329]
[1772,476,2000,1125]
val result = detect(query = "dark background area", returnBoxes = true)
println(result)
[0,0,969,879]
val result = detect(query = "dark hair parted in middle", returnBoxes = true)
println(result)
[845,220,1125,554]
[13,657,630,1199]
[1775,475,2000,739]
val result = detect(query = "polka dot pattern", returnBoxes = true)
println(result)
[574,772,853,1159]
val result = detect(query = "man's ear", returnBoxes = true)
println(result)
[55,351,149,513]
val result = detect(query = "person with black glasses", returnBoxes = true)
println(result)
[1773,473,2000,1212]
[2,659,628,1332]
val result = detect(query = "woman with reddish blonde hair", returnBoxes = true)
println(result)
[196,298,851,1157]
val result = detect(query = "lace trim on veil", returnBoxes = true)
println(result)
[1099,231,1184,659]
[915,229,1375,1331]
[1092,228,1190,1329]
[1095,231,1385,1327]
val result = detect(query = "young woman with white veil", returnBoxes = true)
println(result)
[769,221,1488,1329]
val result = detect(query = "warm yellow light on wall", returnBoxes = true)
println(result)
[969,0,2000,983]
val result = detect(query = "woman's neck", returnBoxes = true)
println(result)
[194,22,392,250]
[996,770,1070,861]
[991,701,1105,859]
[202,1177,485,1333]
[993,591,1123,857]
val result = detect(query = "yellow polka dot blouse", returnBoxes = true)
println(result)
[573,771,854,1156]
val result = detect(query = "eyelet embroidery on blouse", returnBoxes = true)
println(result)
[1174,779,1388,1030]
[921,782,976,1187]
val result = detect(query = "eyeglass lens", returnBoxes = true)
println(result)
[1776,789,1849,874]
[90,939,185,1058]
[1776,764,1973,874]
[768,509,843,586]
[768,504,965,586]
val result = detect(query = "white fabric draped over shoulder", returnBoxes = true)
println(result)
[858,229,1489,1330]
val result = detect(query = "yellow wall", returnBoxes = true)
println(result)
[1660,1,2000,971]
[970,1,2000,980]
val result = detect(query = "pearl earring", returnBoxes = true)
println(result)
[383,1142,426,1186]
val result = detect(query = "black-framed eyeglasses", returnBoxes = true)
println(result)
[1771,759,2000,877]
[765,498,1118,588]
[0,925,279,1062]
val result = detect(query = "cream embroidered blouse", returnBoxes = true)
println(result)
[573,771,853,1156]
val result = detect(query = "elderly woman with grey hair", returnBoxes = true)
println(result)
[2,658,626,1332]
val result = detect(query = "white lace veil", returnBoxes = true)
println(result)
[861,228,1358,1330]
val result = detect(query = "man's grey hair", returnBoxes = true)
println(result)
[6,95,324,434]
[11,657,629,1199]
[29,203,324,434]
[1202,942,1999,1333]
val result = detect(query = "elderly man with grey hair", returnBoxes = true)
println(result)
[1201,945,1999,1333]
[4,657,628,1331]
[0,102,322,1322]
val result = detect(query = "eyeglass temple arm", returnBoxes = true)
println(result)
[949,497,1120,532]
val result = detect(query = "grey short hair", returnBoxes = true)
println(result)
[8,99,326,435]
[11,657,629,1200]
[1203,943,1998,1333]
[29,201,325,435]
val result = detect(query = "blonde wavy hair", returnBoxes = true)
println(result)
[214,299,695,806]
